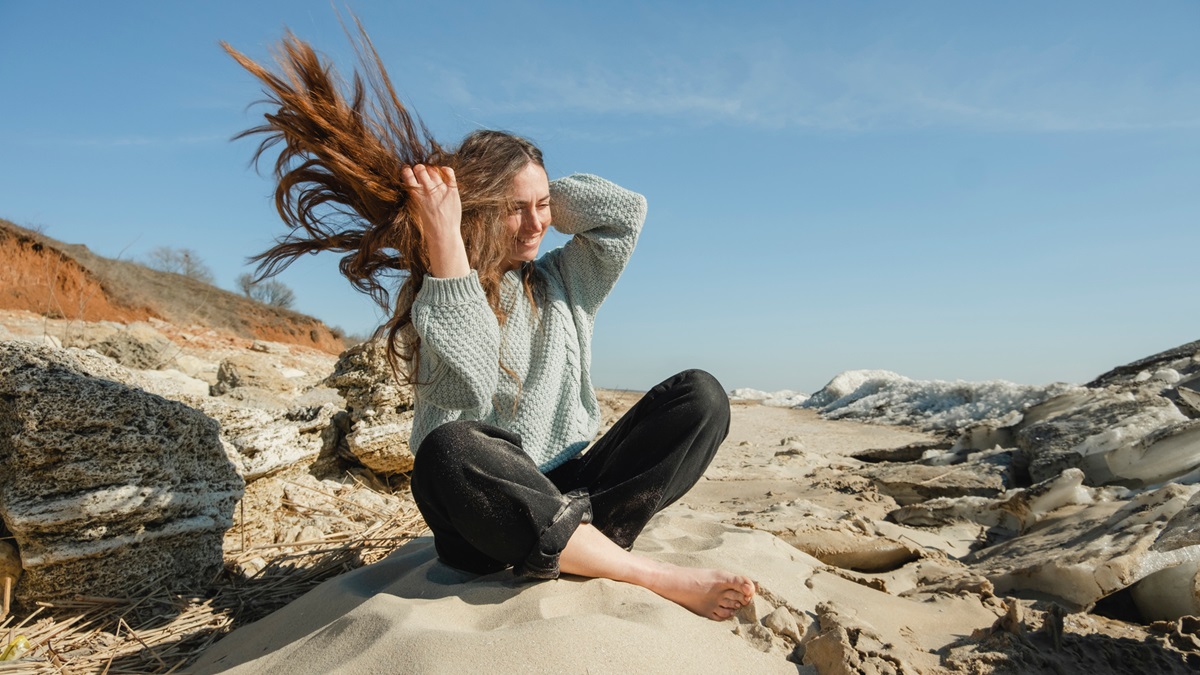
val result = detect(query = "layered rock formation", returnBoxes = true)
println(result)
[0,342,244,603]
[324,339,416,475]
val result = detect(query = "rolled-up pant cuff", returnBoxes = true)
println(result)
[515,489,592,579]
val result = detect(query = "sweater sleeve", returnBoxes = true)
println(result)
[410,271,501,413]
[543,174,646,315]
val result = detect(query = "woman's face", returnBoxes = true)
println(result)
[503,161,551,273]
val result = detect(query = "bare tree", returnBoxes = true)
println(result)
[236,272,256,297]
[236,272,296,309]
[145,246,215,284]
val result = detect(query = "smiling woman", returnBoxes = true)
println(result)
[224,22,754,621]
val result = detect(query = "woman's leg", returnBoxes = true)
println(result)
[411,373,754,620]
[550,369,732,548]
[558,523,755,621]
[410,420,592,578]
[552,369,754,620]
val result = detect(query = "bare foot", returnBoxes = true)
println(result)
[558,524,755,621]
[642,561,756,621]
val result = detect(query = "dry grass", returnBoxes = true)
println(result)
[0,497,425,674]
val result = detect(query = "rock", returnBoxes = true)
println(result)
[890,468,1105,537]
[0,342,243,603]
[1177,386,1200,416]
[871,559,996,600]
[211,354,295,396]
[1152,490,1200,554]
[249,340,290,354]
[965,482,1200,611]
[61,321,177,370]
[210,348,314,396]
[173,353,219,383]
[192,398,338,481]
[763,605,803,643]
[802,601,922,675]
[784,528,921,572]
[1017,388,1198,486]
[1131,559,1200,622]
[863,455,1011,506]
[323,339,414,419]
[851,441,953,463]
[324,340,416,475]
[135,368,212,400]
[1131,490,1200,621]
[1087,340,1200,390]
[344,416,416,475]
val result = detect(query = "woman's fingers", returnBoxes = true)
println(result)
[401,164,467,277]
[404,164,458,193]
[403,164,462,234]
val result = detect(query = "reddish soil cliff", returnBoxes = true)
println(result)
[0,219,346,354]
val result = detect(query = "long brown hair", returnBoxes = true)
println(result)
[221,27,544,380]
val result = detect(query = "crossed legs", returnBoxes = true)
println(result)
[410,370,754,620]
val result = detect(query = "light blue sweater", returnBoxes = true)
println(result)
[409,174,646,471]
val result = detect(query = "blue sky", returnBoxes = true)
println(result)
[1,1,1197,392]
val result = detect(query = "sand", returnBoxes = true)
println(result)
[191,403,1008,674]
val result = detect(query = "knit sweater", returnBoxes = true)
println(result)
[409,174,646,472]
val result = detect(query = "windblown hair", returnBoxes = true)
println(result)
[221,27,544,381]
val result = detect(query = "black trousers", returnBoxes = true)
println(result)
[410,369,731,579]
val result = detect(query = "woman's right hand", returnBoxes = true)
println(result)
[403,164,471,278]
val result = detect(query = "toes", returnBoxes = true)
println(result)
[712,606,736,621]
[719,590,746,608]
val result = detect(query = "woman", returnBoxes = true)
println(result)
[225,29,754,621]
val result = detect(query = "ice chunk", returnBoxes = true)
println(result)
[1131,557,1200,621]
[966,482,1200,609]
[803,369,1070,431]
[729,388,809,407]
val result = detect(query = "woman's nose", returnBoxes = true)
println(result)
[522,207,544,231]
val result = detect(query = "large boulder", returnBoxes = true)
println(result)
[0,342,244,604]
[324,340,416,475]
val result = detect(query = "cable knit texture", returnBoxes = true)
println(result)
[410,174,646,471]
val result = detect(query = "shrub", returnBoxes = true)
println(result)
[236,272,296,309]
[145,246,215,284]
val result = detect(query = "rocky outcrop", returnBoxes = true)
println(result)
[863,453,1011,505]
[1015,388,1198,486]
[938,341,1200,489]
[212,353,297,397]
[324,339,416,475]
[60,321,178,370]
[965,482,1200,611]
[192,397,338,480]
[823,339,1200,625]
[1087,340,1200,390]
[0,342,244,604]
